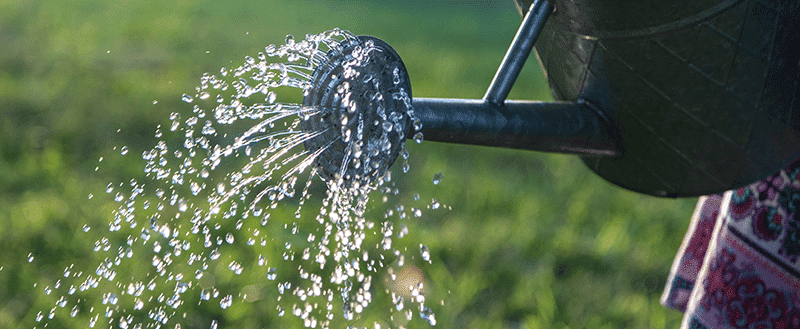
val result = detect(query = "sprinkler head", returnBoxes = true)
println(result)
[302,36,413,188]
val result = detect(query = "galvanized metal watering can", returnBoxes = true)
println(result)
[302,0,800,197]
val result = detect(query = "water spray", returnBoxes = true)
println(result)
[303,0,800,197]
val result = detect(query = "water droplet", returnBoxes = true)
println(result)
[228,261,243,274]
[392,68,401,85]
[190,182,202,195]
[398,224,409,238]
[420,244,431,263]
[57,296,68,307]
[202,121,216,135]
[421,307,437,325]
[220,295,233,309]
[381,121,393,132]
[432,172,443,185]
[413,132,424,143]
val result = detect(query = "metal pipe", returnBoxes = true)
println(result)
[484,0,553,105]
[411,98,622,157]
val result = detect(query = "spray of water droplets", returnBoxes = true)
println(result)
[34,29,439,328]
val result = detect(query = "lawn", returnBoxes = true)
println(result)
[0,1,696,328]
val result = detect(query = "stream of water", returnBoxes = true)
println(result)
[34,29,437,329]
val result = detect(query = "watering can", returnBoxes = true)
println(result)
[302,0,800,197]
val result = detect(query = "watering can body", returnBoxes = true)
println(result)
[518,0,800,197]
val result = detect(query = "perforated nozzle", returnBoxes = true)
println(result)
[301,36,413,188]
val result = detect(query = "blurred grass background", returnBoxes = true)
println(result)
[0,0,697,328]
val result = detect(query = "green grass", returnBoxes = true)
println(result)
[1,0,695,328]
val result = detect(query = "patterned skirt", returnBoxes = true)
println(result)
[662,160,800,328]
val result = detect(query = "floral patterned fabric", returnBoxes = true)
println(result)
[662,160,800,328]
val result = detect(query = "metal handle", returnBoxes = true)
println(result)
[484,0,554,105]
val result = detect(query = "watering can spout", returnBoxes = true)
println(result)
[412,98,621,157]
